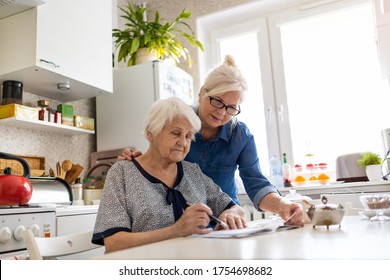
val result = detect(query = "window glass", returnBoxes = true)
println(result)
[219,32,270,174]
[280,3,390,173]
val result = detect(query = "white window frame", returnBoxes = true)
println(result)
[197,0,373,166]
[209,19,280,161]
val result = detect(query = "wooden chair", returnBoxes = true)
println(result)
[23,229,102,260]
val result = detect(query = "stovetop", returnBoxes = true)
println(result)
[0,205,57,215]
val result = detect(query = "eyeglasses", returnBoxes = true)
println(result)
[209,97,241,116]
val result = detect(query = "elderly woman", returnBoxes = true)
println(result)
[92,97,246,253]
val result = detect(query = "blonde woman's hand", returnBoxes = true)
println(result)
[117,148,142,161]
[278,200,304,227]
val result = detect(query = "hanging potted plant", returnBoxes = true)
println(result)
[112,2,204,67]
[357,152,383,181]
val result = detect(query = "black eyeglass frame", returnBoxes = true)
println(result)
[208,97,241,116]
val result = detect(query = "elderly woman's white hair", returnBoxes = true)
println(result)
[200,55,248,104]
[144,97,201,137]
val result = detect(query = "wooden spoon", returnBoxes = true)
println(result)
[56,161,65,179]
[62,160,72,178]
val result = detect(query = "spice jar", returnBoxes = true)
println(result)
[37,100,49,122]
[1,80,23,105]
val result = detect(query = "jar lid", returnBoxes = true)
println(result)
[312,196,342,210]
[2,80,23,99]
[37,100,50,107]
[3,80,23,88]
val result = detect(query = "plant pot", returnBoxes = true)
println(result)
[365,164,383,181]
[135,48,157,65]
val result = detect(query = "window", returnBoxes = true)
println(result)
[200,0,390,180]
[278,2,390,173]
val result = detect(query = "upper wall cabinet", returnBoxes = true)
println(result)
[0,0,113,102]
[373,0,390,79]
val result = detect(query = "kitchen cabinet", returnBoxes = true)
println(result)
[0,0,113,102]
[373,0,390,79]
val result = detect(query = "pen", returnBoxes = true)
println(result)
[209,215,228,229]
[185,202,228,229]
[284,211,296,223]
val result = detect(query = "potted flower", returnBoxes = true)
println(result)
[357,152,383,181]
[112,2,204,67]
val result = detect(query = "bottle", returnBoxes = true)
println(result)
[43,223,51,238]
[37,100,49,122]
[269,155,283,189]
[282,153,292,187]
[100,171,107,189]
[71,177,83,203]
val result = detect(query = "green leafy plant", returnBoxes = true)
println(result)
[357,152,383,168]
[112,2,204,67]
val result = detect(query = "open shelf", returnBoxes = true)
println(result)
[0,116,95,136]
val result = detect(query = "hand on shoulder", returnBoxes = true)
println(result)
[117,148,142,161]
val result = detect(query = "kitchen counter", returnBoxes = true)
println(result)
[238,180,390,206]
[93,216,390,260]
[278,180,390,198]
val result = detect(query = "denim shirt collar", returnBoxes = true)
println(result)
[195,120,233,143]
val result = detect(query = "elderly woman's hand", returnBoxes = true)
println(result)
[173,203,214,237]
[216,205,247,230]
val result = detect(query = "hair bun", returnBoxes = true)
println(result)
[224,55,236,67]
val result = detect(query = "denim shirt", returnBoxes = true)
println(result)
[185,120,278,209]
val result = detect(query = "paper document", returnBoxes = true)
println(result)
[192,219,300,239]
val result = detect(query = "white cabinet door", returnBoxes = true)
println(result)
[36,0,112,95]
[376,24,390,79]
[0,0,113,102]
[373,0,390,79]
[374,0,390,26]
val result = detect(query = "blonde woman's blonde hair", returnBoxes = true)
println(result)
[144,97,201,138]
[200,55,248,104]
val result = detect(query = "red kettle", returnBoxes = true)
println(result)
[0,152,33,206]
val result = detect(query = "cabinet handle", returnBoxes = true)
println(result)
[278,105,284,124]
[39,59,60,68]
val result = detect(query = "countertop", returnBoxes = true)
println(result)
[93,216,390,260]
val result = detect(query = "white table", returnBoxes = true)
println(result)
[94,216,390,260]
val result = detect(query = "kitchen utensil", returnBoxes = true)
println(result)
[0,152,33,206]
[56,161,65,179]
[65,164,77,184]
[67,164,83,185]
[359,193,390,222]
[62,160,72,178]
[307,196,345,229]
[49,168,55,177]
